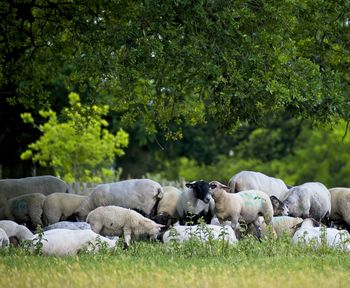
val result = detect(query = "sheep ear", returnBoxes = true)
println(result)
[185,182,195,188]
[222,185,231,192]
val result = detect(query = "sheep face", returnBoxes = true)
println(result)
[270,196,284,216]
[186,180,212,204]
[209,181,230,201]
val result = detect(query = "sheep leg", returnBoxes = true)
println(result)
[253,219,262,242]
[123,227,132,249]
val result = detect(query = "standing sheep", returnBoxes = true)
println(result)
[228,171,290,201]
[153,186,182,227]
[86,205,164,248]
[209,180,273,239]
[0,220,34,245]
[292,218,350,251]
[0,193,46,230]
[30,229,117,256]
[279,182,331,222]
[176,180,215,225]
[42,193,87,225]
[75,179,164,220]
[328,187,350,229]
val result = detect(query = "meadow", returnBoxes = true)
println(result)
[1,233,350,288]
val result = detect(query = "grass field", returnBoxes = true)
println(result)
[1,233,350,288]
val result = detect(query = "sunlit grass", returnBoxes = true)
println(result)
[0,235,350,288]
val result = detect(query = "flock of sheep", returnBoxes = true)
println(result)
[0,171,350,256]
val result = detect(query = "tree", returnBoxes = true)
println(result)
[20,92,129,183]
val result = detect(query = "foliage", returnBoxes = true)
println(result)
[20,92,129,183]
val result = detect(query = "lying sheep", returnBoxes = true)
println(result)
[0,175,71,207]
[228,171,290,201]
[75,179,164,220]
[0,220,34,245]
[0,193,46,230]
[30,228,117,256]
[44,221,91,231]
[329,187,350,229]
[0,227,9,247]
[209,181,273,239]
[292,218,350,251]
[153,186,182,227]
[176,180,215,225]
[86,205,164,247]
[162,224,238,245]
[278,182,331,222]
[42,193,87,225]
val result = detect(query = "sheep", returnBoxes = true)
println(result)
[0,193,46,230]
[75,179,164,220]
[0,220,34,245]
[86,205,164,248]
[176,180,215,225]
[42,193,87,225]
[209,180,273,239]
[228,171,290,201]
[162,224,238,245]
[0,175,71,207]
[43,221,91,231]
[328,187,350,229]
[292,218,350,251]
[30,228,117,256]
[153,186,182,227]
[278,182,331,223]
[0,227,9,247]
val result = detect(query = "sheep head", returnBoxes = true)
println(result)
[209,181,230,200]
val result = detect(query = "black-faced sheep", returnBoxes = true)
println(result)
[328,187,350,229]
[42,193,87,225]
[228,171,290,201]
[75,179,164,220]
[30,228,117,256]
[86,205,164,248]
[276,182,331,223]
[209,180,273,239]
[292,218,350,251]
[162,224,238,245]
[0,193,46,230]
[176,180,214,225]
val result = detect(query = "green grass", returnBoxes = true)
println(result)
[1,235,350,288]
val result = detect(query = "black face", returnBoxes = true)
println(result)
[186,180,211,203]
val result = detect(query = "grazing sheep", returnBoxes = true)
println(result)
[0,227,9,247]
[176,180,215,225]
[153,186,182,227]
[0,175,71,207]
[328,187,350,229]
[228,171,290,201]
[0,193,46,230]
[42,193,87,225]
[209,181,273,239]
[292,218,350,251]
[278,182,331,222]
[44,221,91,231]
[0,220,34,245]
[30,229,117,256]
[86,205,164,247]
[162,224,238,245]
[75,179,164,220]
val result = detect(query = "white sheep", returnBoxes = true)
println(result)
[30,228,117,256]
[75,179,164,220]
[153,186,182,227]
[86,205,164,247]
[0,193,46,230]
[0,220,34,245]
[292,218,350,251]
[42,193,87,225]
[281,182,331,222]
[329,187,350,228]
[228,171,290,201]
[162,224,237,245]
[0,227,9,247]
[44,221,91,231]
[209,180,273,239]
